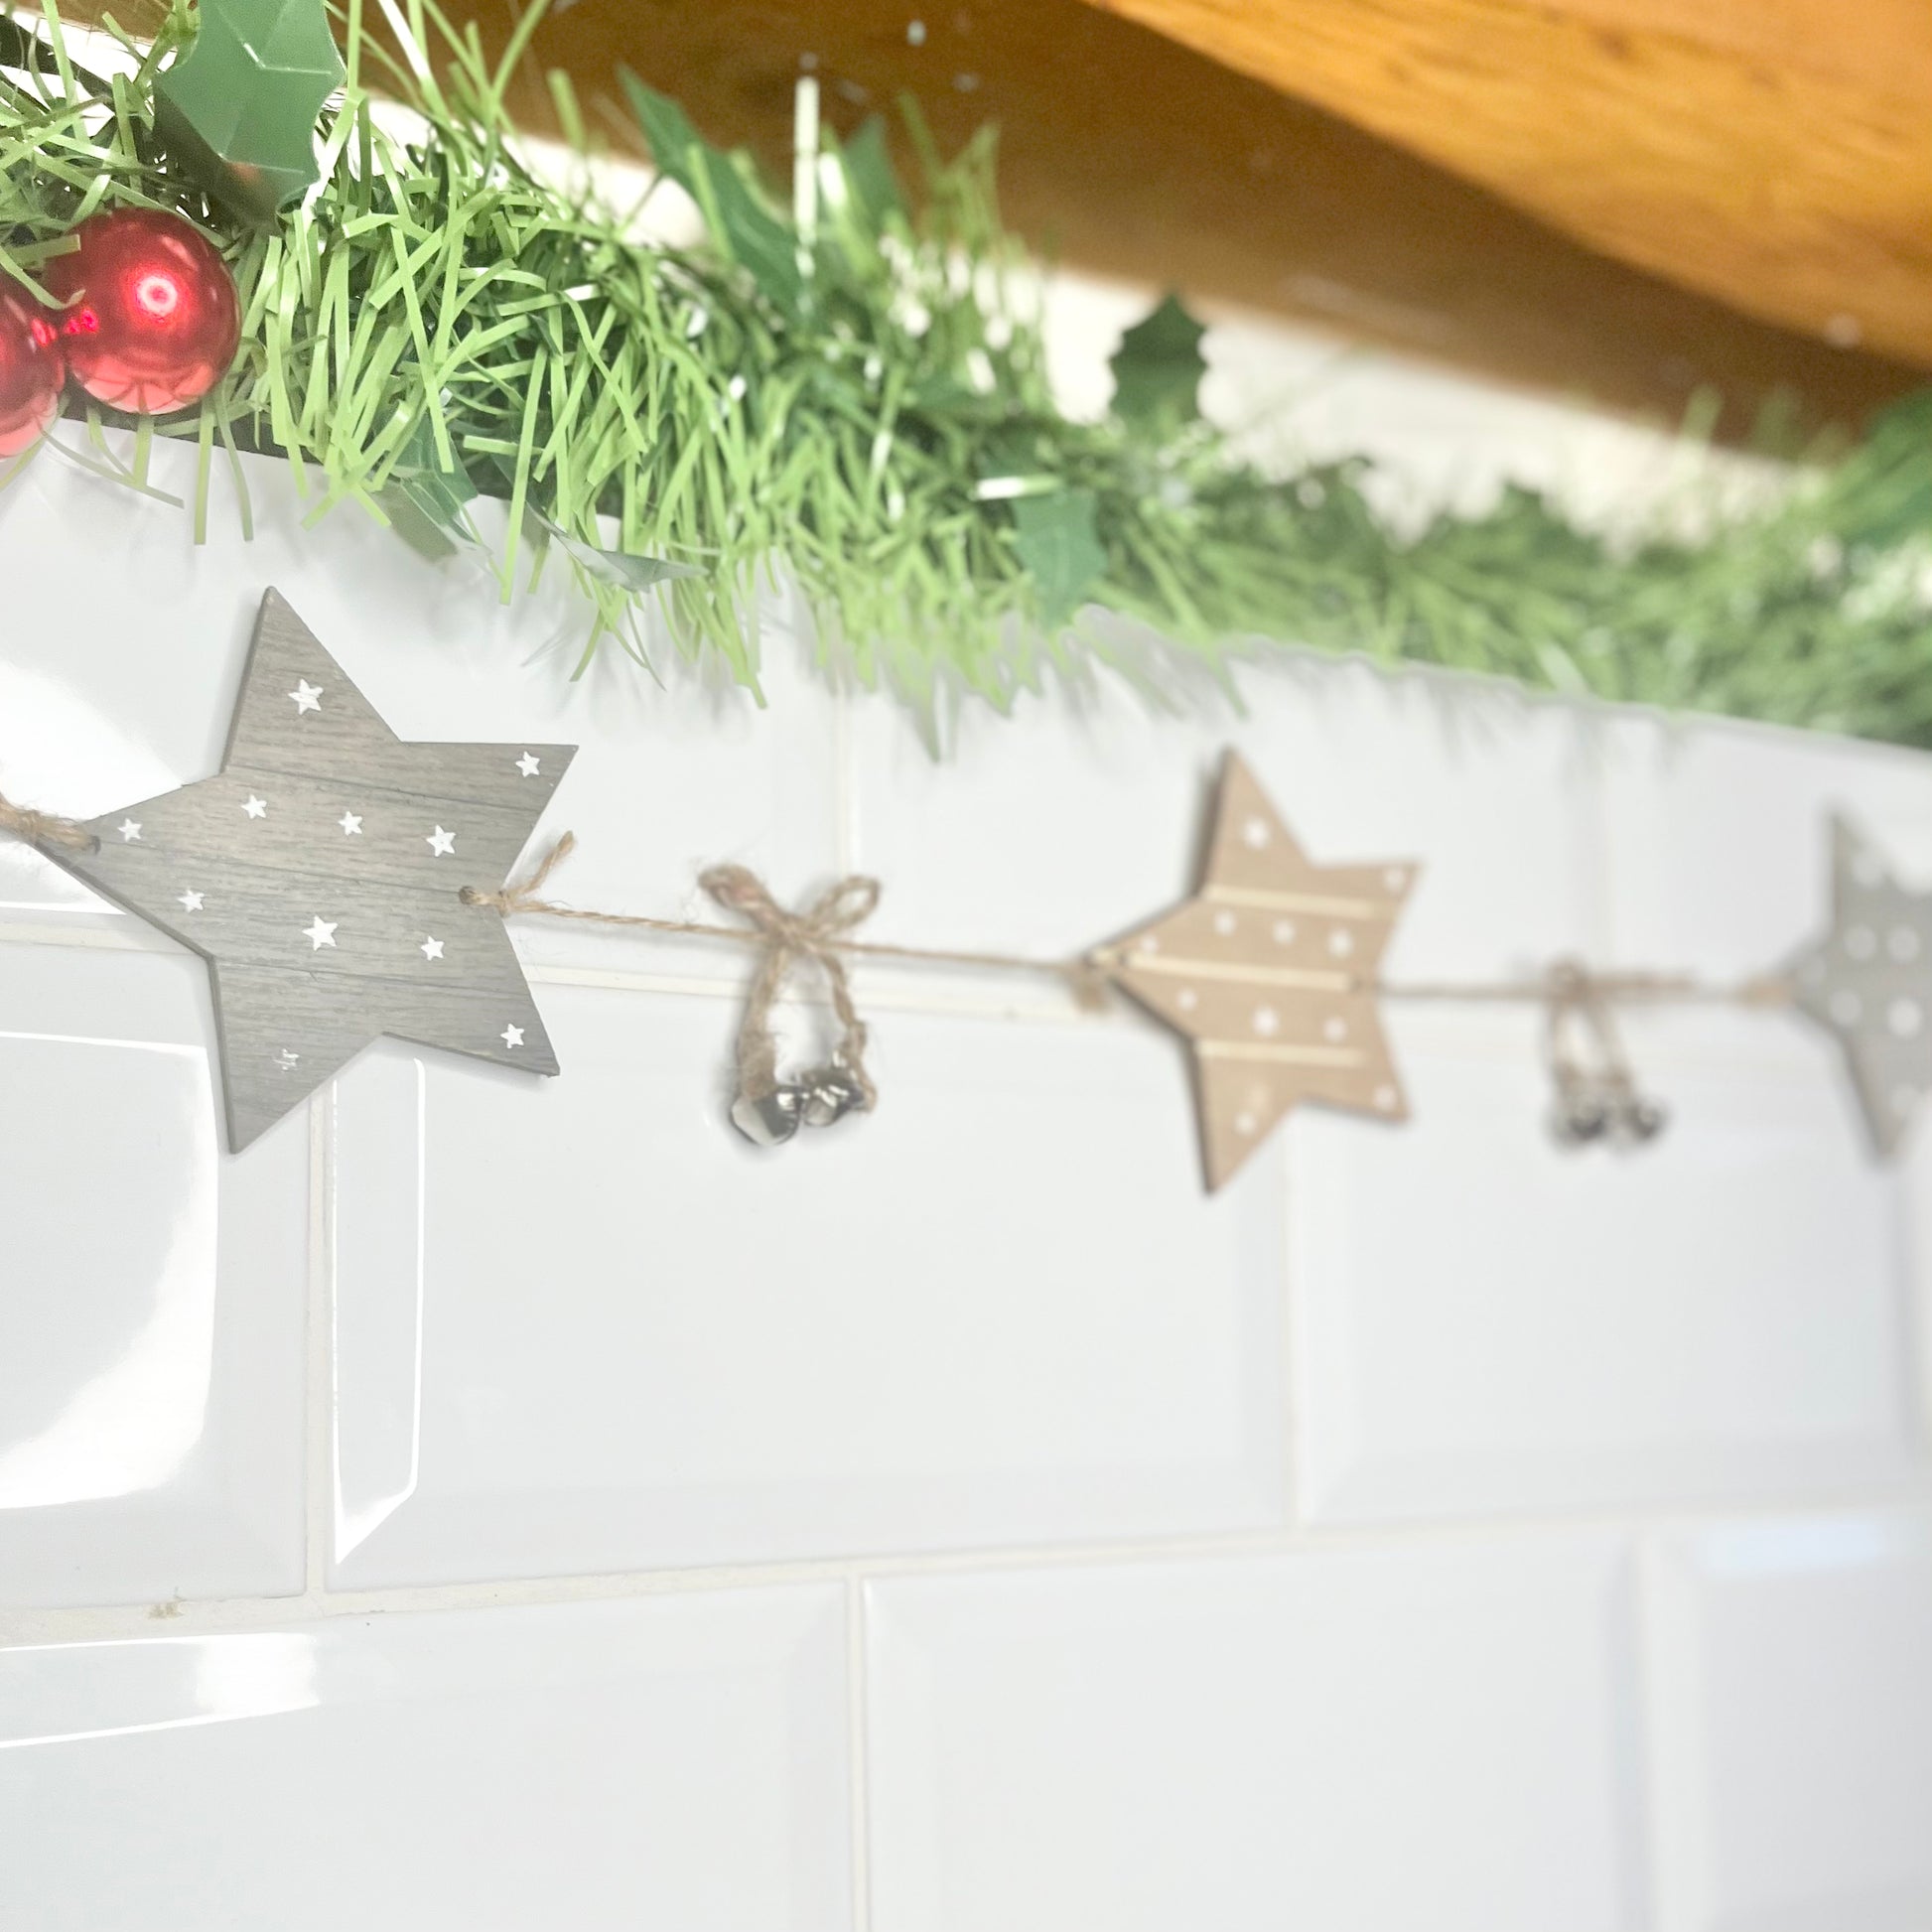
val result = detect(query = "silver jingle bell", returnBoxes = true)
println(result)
[1551,1088,1612,1146]
[1614,1094,1669,1145]
[799,1060,870,1130]
[731,1084,805,1148]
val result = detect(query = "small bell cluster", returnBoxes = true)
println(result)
[730,1053,873,1148]
[1549,1066,1668,1149]
[1544,960,1669,1152]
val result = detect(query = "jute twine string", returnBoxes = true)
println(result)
[1,793,1788,1078]
[462,832,1114,1009]
[0,787,97,854]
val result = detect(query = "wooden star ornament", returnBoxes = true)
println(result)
[42,591,575,1151]
[1100,752,1417,1191]
[1787,814,1932,1158]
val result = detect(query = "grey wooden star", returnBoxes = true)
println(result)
[45,590,576,1151]
[1788,814,1932,1158]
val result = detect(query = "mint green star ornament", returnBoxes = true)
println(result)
[155,0,345,224]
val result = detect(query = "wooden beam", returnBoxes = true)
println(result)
[468,0,1926,437]
[1076,0,1932,364]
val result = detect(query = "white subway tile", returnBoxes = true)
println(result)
[0,943,306,1608]
[1291,1006,1920,1523]
[0,1586,852,1930]
[1645,1509,1932,1932]
[328,989,1287,1587]
[1602,712,1932,981]
[866,1535,1644,1932]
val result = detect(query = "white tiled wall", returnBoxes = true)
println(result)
[4,356,1931,1929]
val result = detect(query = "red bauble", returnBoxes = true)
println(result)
[43,207,240,416]
[0,285,66,458]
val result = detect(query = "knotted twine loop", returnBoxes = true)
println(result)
[1546,960,1619,1095]
[700,863,882,1110]
[460,830,578,915]
[0,787,98,854]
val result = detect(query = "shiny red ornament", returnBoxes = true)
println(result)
[43,207,240,416]
[0,284,66,458]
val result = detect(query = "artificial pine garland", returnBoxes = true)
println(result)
[6,0,1932,742]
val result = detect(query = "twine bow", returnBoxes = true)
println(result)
[701,864,882,1112]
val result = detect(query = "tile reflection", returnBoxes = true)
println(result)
[0,1634,321,1751]
[0,658,178,914]
[0,1038,218,1508]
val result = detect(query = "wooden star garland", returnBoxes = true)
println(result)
[43,591,574,1151]
[18,599,1924,1186]
[1100,752,1416,1191]
[1788,815,1932,1157]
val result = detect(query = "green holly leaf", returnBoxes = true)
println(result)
[838,117,904,237]
[1014,488,1107,628]
[375,418,479,560]
[534,514,707,594]
[621,71,802,314]
[1109,292,1207,441]
[154,0,345,224]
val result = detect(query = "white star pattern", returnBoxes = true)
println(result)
[515,753,541,777]
[426,826,456,857]
[421,937,445,961]
[276,1049,300,1070]
[303,916,339,950]
[338,811,363,836]
[178,890,205,913]
[290,680,324,714]
[117,819,142,842]
[242,796,268,819]
[501,1024,525,1049]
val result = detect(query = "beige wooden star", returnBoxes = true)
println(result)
[1099,751,1416,1191]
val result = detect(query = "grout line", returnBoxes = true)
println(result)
[302,1089,335,1600]
[1893,1178,1932,1468]
[0,917,165,954]
[1629,1532,1683,1932]
[0,911,1855,1081]
[831,678,860,881]
[1276,1135,1303,1526]
[525,955,1099,1027]
[1580,718,1621,970]
[845,1579,874,1932]
[6,1479,1929,1648]
[0,919,1829,1074]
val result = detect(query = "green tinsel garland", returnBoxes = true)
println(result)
[6,0,1932,741]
